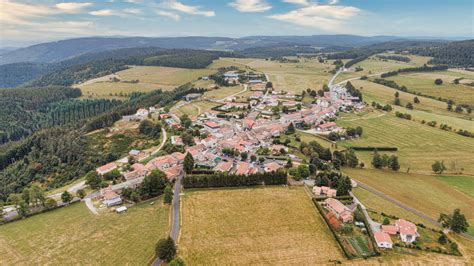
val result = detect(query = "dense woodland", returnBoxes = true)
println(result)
[409,40,474,67]
[0,84,197,200]
[0,86,122,144]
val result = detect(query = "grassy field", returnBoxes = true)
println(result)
[344,168,474,235]
[337,111,474,175]
[203,85,245,100]
[385,71,474,106]
[215,58,334,94]
[0,201,170,265]
[78,66,214,99]
[334,54,432,84]
[352,80,474,127]
[170,100,220,118]
[179,186,345,265]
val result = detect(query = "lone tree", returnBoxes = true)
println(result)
[432,160,447,174]
[438,209,470,233]
[164,185,173,204]
[61,191,73,204]
[389,155,400,171]
[435,78,443,85]
[76,189,86,199]
[414,96,420,104]
[155,237,177,262]
[184,152,194,174]
[406,103,413,110]
[286,122,296,135]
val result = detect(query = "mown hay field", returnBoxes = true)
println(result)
[337,111,474,175]
[0,201,170,265]
[352,79,474,126]
[385,71,474,106]
[334,54,432,84]
[78,66,214,99]
[179,186,345,265]
[344,168,474,236]
[216,58,334,93]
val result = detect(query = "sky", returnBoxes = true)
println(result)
[1,0,473,47]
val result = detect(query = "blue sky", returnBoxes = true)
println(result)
[1,0,473,47]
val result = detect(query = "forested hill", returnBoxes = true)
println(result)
[30,49,233,87]
[0,86,121,144]
[0,36,233,65]
[409,40,474,67]
[0,85,197,200]
[1,48,233,88]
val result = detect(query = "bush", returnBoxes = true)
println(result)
[155,237,177,262]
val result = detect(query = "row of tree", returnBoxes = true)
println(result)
[182,171,288,188]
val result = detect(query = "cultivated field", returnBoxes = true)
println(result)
[0,201,170,265]
[334,54,432,84]
[352,80,474,126]
[385,71,474,106]
[215,58,334,93]
[337,111,474,174]
[78,66,214,99]
[344,168,474,236]
[179,186,345,265]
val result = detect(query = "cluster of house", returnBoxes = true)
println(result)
[122,106,157,121]
[96,151,186,208]
[374,219,419,249]
[322,197,356,223]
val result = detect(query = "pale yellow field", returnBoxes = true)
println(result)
[77,66,214,99]
[179,187,345,265]
[335,54,432,84]
[215,58,334,94]
[203,85,245,100]
[0,201,170,265]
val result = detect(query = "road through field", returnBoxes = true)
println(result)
[354,179,474,241]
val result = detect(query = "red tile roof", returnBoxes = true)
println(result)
[374,232,393,244]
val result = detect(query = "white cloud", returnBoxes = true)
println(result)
[155,9,181,21]
[230,0,272,13]
[55,2,93,13]
[162,0,215,17]
[89,9,115,16]
[283,0,311,6]
[269,4,360,31]
[89,8,142,16]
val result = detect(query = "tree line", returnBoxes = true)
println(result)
[183,171,287,188]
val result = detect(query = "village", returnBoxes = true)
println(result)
[90,68,459,260]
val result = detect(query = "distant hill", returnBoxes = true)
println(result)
[0,35,405,65]
[409,39,474,67]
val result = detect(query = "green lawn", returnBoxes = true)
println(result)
[433,175,474,198]
[0,201,170,264]
[337,112,474,175]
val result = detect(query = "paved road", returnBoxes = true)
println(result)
[151,174,183,266]
[150,127,168,157]
[355,179,474,241]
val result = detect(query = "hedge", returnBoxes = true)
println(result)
[183,171,287,188]
[350,146,398,151]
